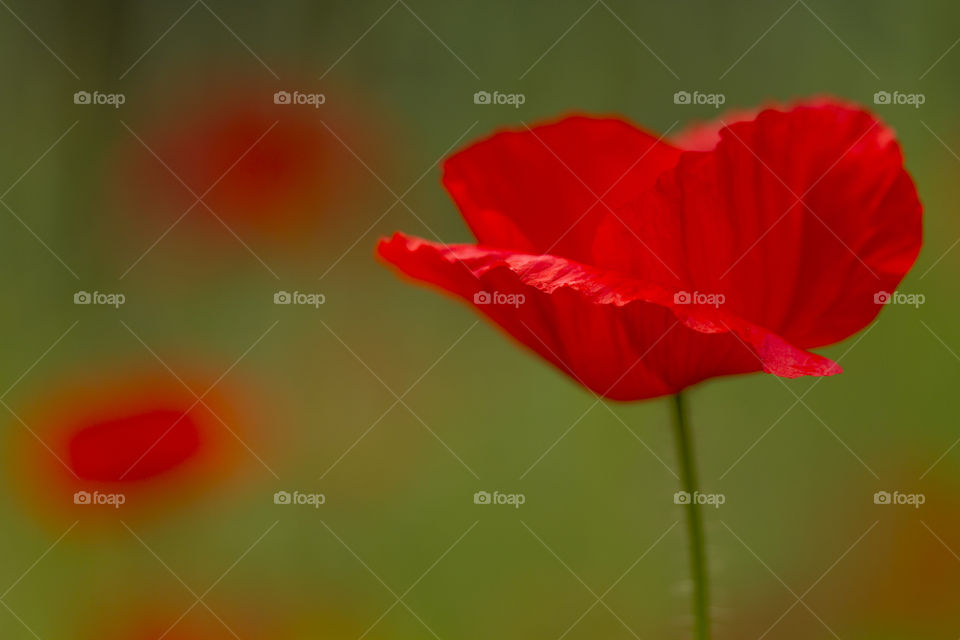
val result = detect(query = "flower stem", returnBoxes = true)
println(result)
[671,392,709,640]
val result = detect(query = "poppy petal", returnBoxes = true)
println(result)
[670,106,759,151]
[377,233,839,401]
[595,102,922,348]
[442,115,682,263]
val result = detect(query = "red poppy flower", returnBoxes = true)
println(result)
[377,99,922,400]
[9,369,247,525]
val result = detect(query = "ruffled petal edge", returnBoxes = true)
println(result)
[377,233,842,382]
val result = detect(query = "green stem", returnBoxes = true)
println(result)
[672,392,709,640]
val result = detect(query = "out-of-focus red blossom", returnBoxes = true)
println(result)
[840,465,960,632]
[115,80,370,240]
[715,468,960,639]
[93,612,259,640]
[377,99,923,401]
[9,370,245,525]
[104,622,236,640]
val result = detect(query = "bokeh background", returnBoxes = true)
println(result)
[0,0,958,637]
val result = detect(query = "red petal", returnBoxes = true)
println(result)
[377,234,839,401]
[670,106,759,151]
[595,101,922,348]
[442,115,682,263]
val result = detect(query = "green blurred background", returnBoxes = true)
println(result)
[1,0,958,637]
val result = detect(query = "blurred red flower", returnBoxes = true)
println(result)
[94,611,255,640]
[378,99,922,400]
[10,369,245,525]
[68,408,202,483]
[114,78,373,242]
[143,102,326,232]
